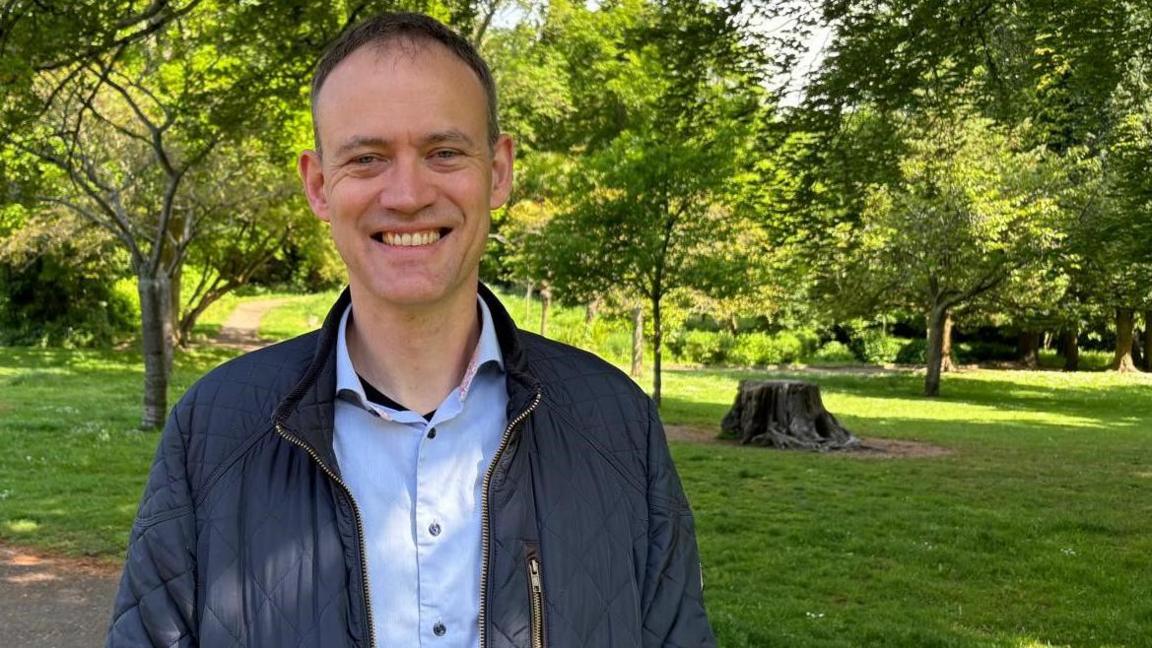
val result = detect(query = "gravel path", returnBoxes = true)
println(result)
[0,298,289,646]
[214,297,294,351]
[0,545,119,647]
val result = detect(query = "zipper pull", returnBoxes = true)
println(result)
[529,558,542,593]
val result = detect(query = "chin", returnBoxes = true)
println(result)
[355,277,462,309]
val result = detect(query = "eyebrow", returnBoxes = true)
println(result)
[423,129,478,150]
[331,130,479,159]
[332,136,389,159]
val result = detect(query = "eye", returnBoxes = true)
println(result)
[351,154,380,165]
[430,149,461,160]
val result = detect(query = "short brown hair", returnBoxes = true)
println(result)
[310,12,499,150]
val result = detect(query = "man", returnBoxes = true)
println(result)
[107,12,713,648]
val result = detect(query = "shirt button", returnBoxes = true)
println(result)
[433,622,446,636]
[427,428,437,439]
[429,522,441,537]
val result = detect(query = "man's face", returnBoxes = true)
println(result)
[299,42,513,310]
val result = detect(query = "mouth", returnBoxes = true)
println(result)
[371,228,448,247]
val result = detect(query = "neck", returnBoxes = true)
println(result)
[346,284,481,414]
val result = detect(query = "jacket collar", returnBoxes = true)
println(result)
[272,284,541,475]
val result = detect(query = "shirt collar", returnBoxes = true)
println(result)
[335,296,505,415]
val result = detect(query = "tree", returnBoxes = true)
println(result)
[553,130,761,404]
[850,111,1063,395]
[176,141,325,343]
[520,0,770,405]
[1,2,437,426]
[1099,49,1152,371]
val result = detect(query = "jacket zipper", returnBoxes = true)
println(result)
[275,423,376,648]
[478,389,542,648]
[527,556,545,648]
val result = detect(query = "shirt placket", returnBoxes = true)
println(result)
[410,415,435,644]
[413,389,467,645]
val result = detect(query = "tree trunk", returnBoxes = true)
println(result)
[652,295,663,408]
[138,272,174,429]
[720,380,859,450]
[1017,330,1040,369]
[1060,327,1080,372]
[539,283,551,338]
[1111,308,1138,372]
[940,312,956,372]
[169,264,183,346]
[924,304,948,396]
[177,280,239,344]
[523,283,533,322]
[1143,311,1152,372]
[1132,329,1145,369]
[630,307,643,378]
[585,298,600,325]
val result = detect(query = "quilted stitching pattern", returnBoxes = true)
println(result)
[108,302,713,647]
[487,334,714,647]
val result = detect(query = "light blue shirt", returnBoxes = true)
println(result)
[332,298,508,647]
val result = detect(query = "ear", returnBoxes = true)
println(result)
[488,134,515,210]
[298,149,330,222]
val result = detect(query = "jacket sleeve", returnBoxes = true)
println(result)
[640,399,716,647]
[106,403,198,647]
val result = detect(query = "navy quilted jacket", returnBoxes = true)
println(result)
[106,286,714,647]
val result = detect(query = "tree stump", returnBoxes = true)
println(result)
[721,380,859,450]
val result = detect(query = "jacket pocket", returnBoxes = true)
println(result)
[525,544,546,648]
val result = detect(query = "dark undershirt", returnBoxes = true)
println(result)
[357,373,436,421]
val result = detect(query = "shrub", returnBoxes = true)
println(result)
[850,329,908,364]
[667,328,823,367]
[674,329,735,365]
[954,341,1017,364]
[0,254,136,347]
[811,340,858,364]
[729,331,815,366]
[895,338,927,364]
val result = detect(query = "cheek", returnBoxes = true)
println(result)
[442,168,489,196]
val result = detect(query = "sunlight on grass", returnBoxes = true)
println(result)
[1012,639,1068,648]
[6,519,39,533]
[829,393,1107,429]
[3,292,1152,646]
[258,291,340,341]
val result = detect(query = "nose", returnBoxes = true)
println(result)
[377,154,435,215]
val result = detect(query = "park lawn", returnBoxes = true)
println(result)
[663,367,1152,647]
[1,293,1150,646]
[0,344,240,561]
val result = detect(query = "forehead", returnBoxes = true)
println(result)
[313,41,488,148]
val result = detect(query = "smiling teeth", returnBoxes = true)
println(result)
[382,230,441,246]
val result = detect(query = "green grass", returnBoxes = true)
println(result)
[257,290,341,340]
[664,367,1152,647]
[1,291,1150,645]
[0,345,239,560]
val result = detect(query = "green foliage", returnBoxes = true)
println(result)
[810,340,857,364]
[954,341,1017,364]
[0,253,136,347]
[665,329,822,367]
[730,331,819,367]
[895,338,928,365]
[667,330,736,366]
[849,329,907,364]
[0,212,135,346]
[492,0,773,402]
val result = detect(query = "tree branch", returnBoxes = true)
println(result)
[33,0,203,72]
